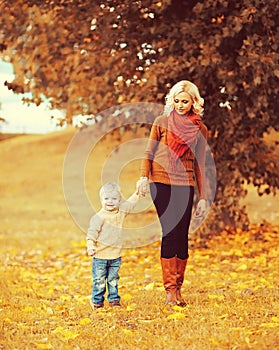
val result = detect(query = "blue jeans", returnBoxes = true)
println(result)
[92,257,121,304]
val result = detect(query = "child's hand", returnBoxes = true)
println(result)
[136,177,149,197]
[87,249,96,257]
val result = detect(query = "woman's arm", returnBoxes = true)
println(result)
[140,117,163,177]
[193,123,208,217]
[194,123,208,200]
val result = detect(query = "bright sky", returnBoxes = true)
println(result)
[0,60,65,134]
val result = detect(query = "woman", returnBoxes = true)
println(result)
[138,80,207,306]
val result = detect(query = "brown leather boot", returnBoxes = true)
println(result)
[176,257,187,307]
[161,257,177,305]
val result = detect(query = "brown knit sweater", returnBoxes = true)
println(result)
[140,115,208,199]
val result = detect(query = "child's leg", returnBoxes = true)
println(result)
[107,257,121,303]
[92,258,107,305]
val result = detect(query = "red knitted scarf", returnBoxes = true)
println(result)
[167,110,201,166]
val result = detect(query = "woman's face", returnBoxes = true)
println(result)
[173,92,193,115]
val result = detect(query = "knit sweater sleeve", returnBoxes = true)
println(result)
[140,116,164,178]
[120,192,140,214]
[194,122,208,200]
[86,213,104,252]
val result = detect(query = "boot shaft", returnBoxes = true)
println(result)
[160,257,177,304]
[160,257,177,290]
[176,257,187,287]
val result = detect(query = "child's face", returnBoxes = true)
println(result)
[101,190,121,211]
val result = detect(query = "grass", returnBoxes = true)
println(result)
[1,226,278,349]
[0,127,278,349]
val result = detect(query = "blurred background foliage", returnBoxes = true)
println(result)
[0,0,278,234]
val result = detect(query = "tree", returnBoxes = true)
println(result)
[0,0,278,233]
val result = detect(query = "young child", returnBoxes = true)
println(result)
[86,182,140,310]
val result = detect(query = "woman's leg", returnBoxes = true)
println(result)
[150,182,177,258]
[150,182,179,304]
[150,183,194,258]
[172,185,194,259]
[172,185,194,305]
[150,183,194,305]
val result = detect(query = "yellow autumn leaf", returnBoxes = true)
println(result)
[208,294,224,301]
[126,305,136,311]
[18,323,28,329]
[60,294,71,301]
[138,319,153,323]
[173,305,186,311]
[218,313,229,319]
[210,337,219,345]
[52,326,79,340]
[271,316,279,323]
[236,263,248,271]
[168,312,185,320]
[34,343,53,349]
[255,255,266,265]
[234,249,243,256]
[126,249,137,256]
[121,293,132,301]
[46,307,54,315]
[23,306,33,312]
[245,336,250,344]
[79,317,91,326]
[253,285,262,291]
[122,328,134,334]
[229,272,238,279]
[48,288,54,295]
[144,282,154,291]
[74,295,87,305]
[55,270,64,276]
[259,323,279,328]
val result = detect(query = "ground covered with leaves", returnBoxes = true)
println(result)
[1,223,278,350]
[0,130,278,349]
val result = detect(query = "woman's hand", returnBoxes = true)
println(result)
[194,199,207,218]
[136,177,149,197]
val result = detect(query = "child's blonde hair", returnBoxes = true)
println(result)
[99,182,122,200]
[164,80,204,116]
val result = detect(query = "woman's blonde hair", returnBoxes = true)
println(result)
[164,80,204,116]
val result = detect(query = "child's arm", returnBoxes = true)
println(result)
[120,191,140,214]
[86,214,103,256]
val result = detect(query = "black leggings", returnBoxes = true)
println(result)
[150,182,194,260]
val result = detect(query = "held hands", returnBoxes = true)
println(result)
[194,199,207,218]
[136,176,149,197]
